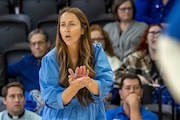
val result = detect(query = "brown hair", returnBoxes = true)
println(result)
[55,7,96,106]
[90,24,116,57]
[112,0,136,21]
[136,24,162,52]
[1,82,25,98]
[28,28,49,42]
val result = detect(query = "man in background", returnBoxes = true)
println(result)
[8,28,50,114]
[0,82,42,120]
[106,74,158,120]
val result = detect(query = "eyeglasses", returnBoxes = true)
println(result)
[118,7,132,12]
[30,41,46,47]
[92,38,104,42]
[148,31,161,36]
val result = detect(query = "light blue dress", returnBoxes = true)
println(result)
[39,43,113,120]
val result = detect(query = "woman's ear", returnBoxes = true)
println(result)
[2,98,7,105]
[119,89,123,100]
[81,29,84,35]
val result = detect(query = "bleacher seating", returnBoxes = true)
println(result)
[4,42,31,64]
[90,13,114,27]
[69,0,107,21]
[0,0,10,15]
[37,14,59,45]
[20,0,58,29]
[0,14,31,52]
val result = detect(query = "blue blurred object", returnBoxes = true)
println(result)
[153,85,180,112]
[24,90,44,115]
[25,91,37,112]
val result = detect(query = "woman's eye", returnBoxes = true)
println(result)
[70,23,75,26]
[60,24,65,27]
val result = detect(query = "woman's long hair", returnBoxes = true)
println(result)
[55,7,96,106]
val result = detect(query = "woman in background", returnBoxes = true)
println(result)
[104,0,147,61]
[90,24,122,105]
[114,24,163,105]
[90,24,122,72]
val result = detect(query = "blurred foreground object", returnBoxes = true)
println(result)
[157,0,180,103]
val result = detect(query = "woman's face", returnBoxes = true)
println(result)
[59,12,84,47]
[117,0,133,22]
[90,30,106,49]
[147,25,162,51]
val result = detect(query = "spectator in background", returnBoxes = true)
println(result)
[113,24,162,105]
[90,24,122,104]
[0,82,42,120]
[104,0,147,61]
[90,24,122,72]
[0,52,7,96]
[135,0,175,26]
[106,73,158,120]
[39,7,113,120]
[8,28,50,114]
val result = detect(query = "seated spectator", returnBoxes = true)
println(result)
[106,73,158,120]
[8,28,51,114]
[135,0,175,26]
[104,0,147,61]
[90,24,122,72]
[113,24,162,105]
[90,24,122,104]
[114,24,180,111]
[0,82,42,120]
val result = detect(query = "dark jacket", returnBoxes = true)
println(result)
[0,52,7,96]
